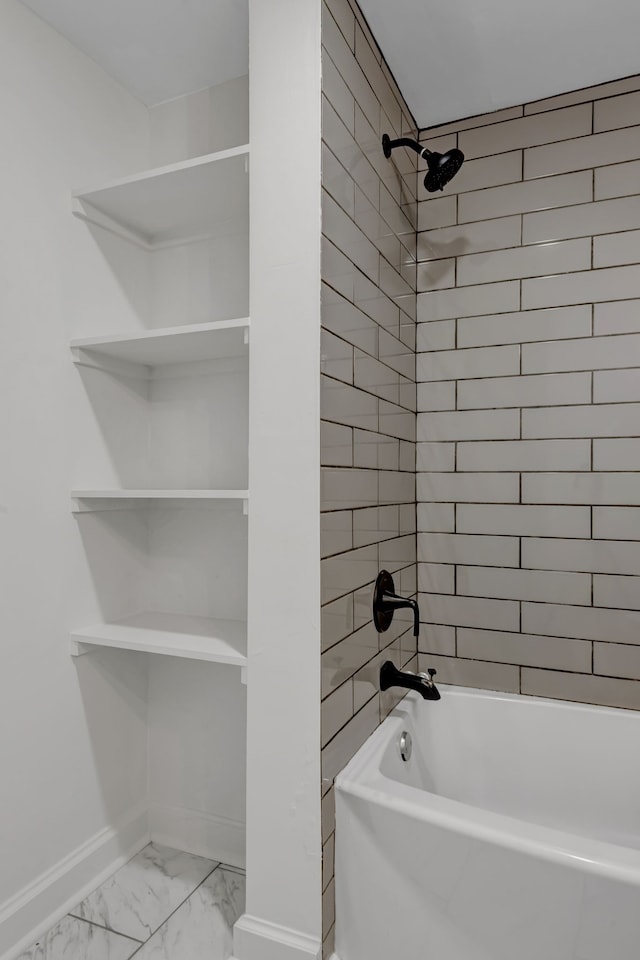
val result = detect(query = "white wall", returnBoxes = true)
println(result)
[0,0,150,952]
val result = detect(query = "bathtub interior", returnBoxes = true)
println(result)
[378,686,640,850]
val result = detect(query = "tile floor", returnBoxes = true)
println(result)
[17,843,245,960]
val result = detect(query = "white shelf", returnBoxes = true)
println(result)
[72,489,248,499]
[71,318,250,367]
[72,145,250,248]
[70,612,247,668]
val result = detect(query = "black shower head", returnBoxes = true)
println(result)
[381,134,465,193]
[423,147,465,193]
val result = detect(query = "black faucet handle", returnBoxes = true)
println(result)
[428,668,437,680]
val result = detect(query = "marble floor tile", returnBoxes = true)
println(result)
[16,915,140,960]
[132,867,246,960]
[70,843,217,942]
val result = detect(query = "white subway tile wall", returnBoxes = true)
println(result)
[320,0,418,950]
[417,74,640,715]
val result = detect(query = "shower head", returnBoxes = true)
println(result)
[423,147,465,193]
[382,134,465,193]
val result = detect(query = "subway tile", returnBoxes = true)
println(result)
[321,593,354,651]
[523,196,640,245]
[323,830,335,893]
[594,438,640,470]
[324,22,380,135]
[354,351,405,405]
[417,471,519,503]
[418,654,520,692]
[353,584,374,629]
[321,328,354,382]
[419,532,519,567]
[322,282,379,355]
[418,408,520,441]
[594,299,640,335]
[523,403,640,438]
[323,0,355,51]
[322,96,361,177]
[594,574,640,610]
[321,696,379,790]
[521,668,640,710]
[596,363,640,403]
[523,333,640,374]
[457,305,592,347]
[457,238,590,287]
[594,90,640,133]
[417,215,521,263]
[458,628,592,672]
[525,76,640,115]
[418,195,457,231]
[323,191,380,283]
[321,420,353,467]
[523,472,640,505]
[521,601,640,645]
[459,171,592,223]
[594,642,640,680]
[321,510,353,557]
[378,470,415,504]
[416,441,455,471]
[322,142,355,218]
[459,104,592,160]
[322,57,355,133]
[416,344,520,382]
[595,229,640,268]
[422,105,523,138]
[353,429,399,469]
[321,544,378,603]
[353,505,399,548]
[399,502,416,533]
[594,507,640,541]
[417,623,456,657]
[321,376,378,430]
[416,319,456,352]
[356,30,401,136]
[522,537,640,576]
[457,371,591,410]
[417,258,456,292]
[399,442,415,473]
[457,565,591,605]
[321,621,379,698]
[322,785,335,835]
[321,467,378,510]
[321,681,354,747]
[457,439,591,472]
[378,399,416,441]
[417,381,456,412]
[442,149,522,194]
[378,328,414,379]
[457,503,590,537]
[353,644,397,713]
[418,281,520,320]
[525,126,640,179]
[418,562,455,594]
[594,159,640,201]
[522,472,640,506]
[417,502,454,532]
[417,593,520,631]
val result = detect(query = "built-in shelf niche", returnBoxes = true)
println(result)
[71,500,248,668]
[71,147,250,336]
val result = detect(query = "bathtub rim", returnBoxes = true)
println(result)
[335,683,640,887]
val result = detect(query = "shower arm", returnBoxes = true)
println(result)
[382,134,433,160]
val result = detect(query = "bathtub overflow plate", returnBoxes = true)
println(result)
[399,730,412,762]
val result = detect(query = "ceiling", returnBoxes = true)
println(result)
[19,0,248,106]
[18,0,640,123]
[359,0,640,129]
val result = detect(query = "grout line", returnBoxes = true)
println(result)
[66,916,143,947]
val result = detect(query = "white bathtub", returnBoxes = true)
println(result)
[334,685,640,960]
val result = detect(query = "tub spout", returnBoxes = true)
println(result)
[380,661,441,701]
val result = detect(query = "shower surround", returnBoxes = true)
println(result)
[417,74,640,712]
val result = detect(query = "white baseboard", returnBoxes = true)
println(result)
[0,805,149,960]
[233,914,321,960]
[148,802,245,871]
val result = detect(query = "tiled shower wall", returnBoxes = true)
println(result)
[319,0,418,951]
[417,75,640,712]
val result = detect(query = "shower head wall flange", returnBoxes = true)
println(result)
[382,133,465,193]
